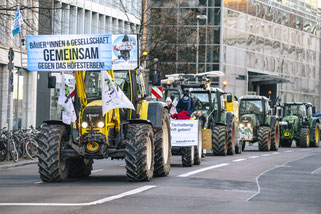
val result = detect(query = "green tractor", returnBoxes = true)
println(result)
[238,95,280,151]
[161,72,240,156]
[279,102,320,148]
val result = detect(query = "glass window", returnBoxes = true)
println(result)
[207,45,220,63]
[191,92,218,111]
[284,104,307,117]
[84,71,102,101]
[207,27,220,44]
[239,99,263,115]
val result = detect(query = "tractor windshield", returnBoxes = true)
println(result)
[84,71,102,101]
[239,99,263,115]
[114,71,131,99]
[284,104,306,117]
[191,92,217,111]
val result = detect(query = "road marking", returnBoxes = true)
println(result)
[261,154,270,157]
[272,152,280,155]
[311,166,321,174]
[285,150,293,153]
[177,163,230,177]
[34,181,43,184]
[120,164,126,167]
[232,158,246,162]
[224,189,256,193]
[92,169,104,174]
[0,185,156,207]
[246,155,312,202]
[248,156,259,159]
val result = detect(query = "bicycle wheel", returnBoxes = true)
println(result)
[0,141,6,162]
[8,140,19,162]
[25,140,38,159]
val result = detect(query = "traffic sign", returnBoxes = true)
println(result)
[8,48,14,62]
[151,87,163,99]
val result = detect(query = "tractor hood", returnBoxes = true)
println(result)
[240,114,257,127]
[280,115,298,125]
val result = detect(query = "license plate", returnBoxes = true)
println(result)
[284,132,290,137]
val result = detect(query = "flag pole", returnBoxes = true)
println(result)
[15,5,22,130]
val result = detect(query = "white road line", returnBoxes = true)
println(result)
[246,155,313,202]
[248,156,259,159]
[120,164,126,167]
[0,185,156,207]
[34,181,43,184]
[311,166,321,174]
[91,169,104,174]
[261,154,270,157]
[177,163,230,178]
[285,150,293,153]
[272,152,280,155]
[232,158,246,162]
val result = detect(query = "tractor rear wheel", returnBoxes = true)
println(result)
[182,146,194,167]
[271,121,280,151]
[258,126,271,151]
[153,109,171,177]
[67,158,93,178]
[125,124,154,182]
[299,128,310,148]
[212,125,228,156]
[227,120,236,155]
[37,124,69,182]
[310,123,320,147]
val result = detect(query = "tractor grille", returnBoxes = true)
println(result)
[82,106,104,128]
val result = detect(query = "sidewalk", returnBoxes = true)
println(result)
[0,159,37,169]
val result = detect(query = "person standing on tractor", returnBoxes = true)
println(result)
[176,92,195,119]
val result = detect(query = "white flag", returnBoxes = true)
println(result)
[101,71,135,115]
[58,73,77,124]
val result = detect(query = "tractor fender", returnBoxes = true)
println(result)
[268,116,278,129]
[225,112,234,128]
[43,120,72,137]
[139,101,164,129]
[310,118,320,133]
[127,119,153,127]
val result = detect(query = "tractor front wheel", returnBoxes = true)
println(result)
[258,126,271,151]
[310,123,320,147]
[271,121,280,151]
[125,124,155,182]
[212,125,228,156]
[36,124,69,182]
[299,128,310,148]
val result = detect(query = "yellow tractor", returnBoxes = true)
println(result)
[36,70,171,182]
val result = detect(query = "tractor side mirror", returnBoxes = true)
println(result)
[312,106,316,114]
[151,73,160,86]
[277,108,283,117]
[48,76,56,88]
[226,94,232,103]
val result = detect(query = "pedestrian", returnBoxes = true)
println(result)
[196,110,206,129]
[176,92,195,117]
[166,97,177,116]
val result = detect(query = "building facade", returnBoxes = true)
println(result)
[0,0,38,130]
[149,0,321,109]
[37,0,141,126]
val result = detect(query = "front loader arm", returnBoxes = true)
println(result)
[74,71,87,110]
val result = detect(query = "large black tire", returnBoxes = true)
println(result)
[280,139,292,147]
[182,146,194,167]
[299,128,310,148]
[310,123,320,147]
[212,125,228,156]
[227,120,236,155]
[271,121,280,151]
[67,158,93,178]
[125,124,155,182]
[258,126,271,151]
[36,124,69,182]
[153,109,171,177]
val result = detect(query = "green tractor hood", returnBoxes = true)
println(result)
[280,115,299,140]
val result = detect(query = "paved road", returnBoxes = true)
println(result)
[1,146,321,214]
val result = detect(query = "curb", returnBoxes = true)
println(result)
[0,160,37,170]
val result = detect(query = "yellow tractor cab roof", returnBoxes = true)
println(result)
[86,99,102,107]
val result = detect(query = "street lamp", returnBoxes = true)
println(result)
[196,15,207,76]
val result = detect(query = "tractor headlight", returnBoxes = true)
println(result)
[239,123,245,128]
[97,121,104,128]
[247,123,251,128]
[82,122,88,129]
[288,120,294,123]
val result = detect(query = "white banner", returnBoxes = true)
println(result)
[101,71,135,115]
[171,120,199,146]
[58,72,77,124]
[26,34,138,71]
